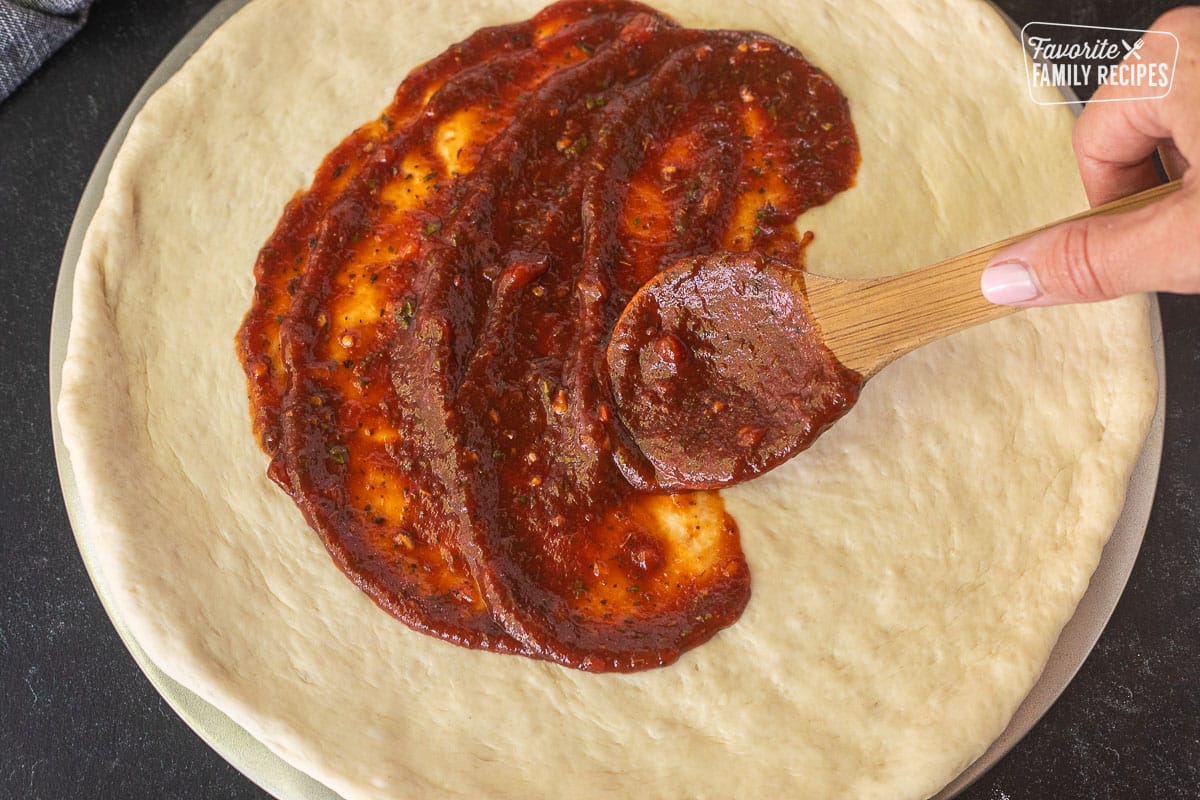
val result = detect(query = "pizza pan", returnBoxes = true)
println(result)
[48,1,1166,797]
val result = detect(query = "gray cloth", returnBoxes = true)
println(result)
[0,0,93,102]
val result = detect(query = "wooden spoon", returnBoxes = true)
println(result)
[607,180,1181,492]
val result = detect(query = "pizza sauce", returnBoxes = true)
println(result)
[237,0,858,671]
[607,251,864,491]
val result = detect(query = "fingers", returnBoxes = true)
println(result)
[981,181,1200,305]
[1073,102,1167,206]
[982,7,1200,306]
[1071,27,1180,205]
[1158,141,1190,180]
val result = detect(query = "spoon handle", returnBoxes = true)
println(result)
[809,179,1183,378]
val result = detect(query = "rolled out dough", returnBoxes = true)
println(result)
[58,0,1157,797]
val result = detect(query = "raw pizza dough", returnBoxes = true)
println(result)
[58,0,1157,798]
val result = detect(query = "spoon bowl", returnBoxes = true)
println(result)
[607,179,1181,491]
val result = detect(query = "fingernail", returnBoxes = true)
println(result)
[980,260,1042,305]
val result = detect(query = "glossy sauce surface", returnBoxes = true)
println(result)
[237,0,858,671]
[608,251,863,491]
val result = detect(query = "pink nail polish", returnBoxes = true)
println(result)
[980,261,1042,305]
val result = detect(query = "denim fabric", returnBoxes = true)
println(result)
[0,1,92,101]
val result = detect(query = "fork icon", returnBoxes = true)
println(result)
[1121,37,1145,59]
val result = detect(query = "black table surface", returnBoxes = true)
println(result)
[2,1,1197,798]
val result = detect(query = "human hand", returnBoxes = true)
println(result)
[980,7,1200,306]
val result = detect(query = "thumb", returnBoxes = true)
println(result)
[979,183,1200,305]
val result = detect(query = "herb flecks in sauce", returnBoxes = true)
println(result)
[237,0,858,672]
[608,251,863,490]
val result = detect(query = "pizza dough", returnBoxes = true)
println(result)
[57,0,1158,798]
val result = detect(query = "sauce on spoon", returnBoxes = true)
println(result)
[607,251,861,491]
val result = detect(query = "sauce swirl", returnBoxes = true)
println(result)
[238,0,859,671]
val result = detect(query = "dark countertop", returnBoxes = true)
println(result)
[1,1,1196,798]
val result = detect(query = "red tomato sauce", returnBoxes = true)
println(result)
[237,0,858,671]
